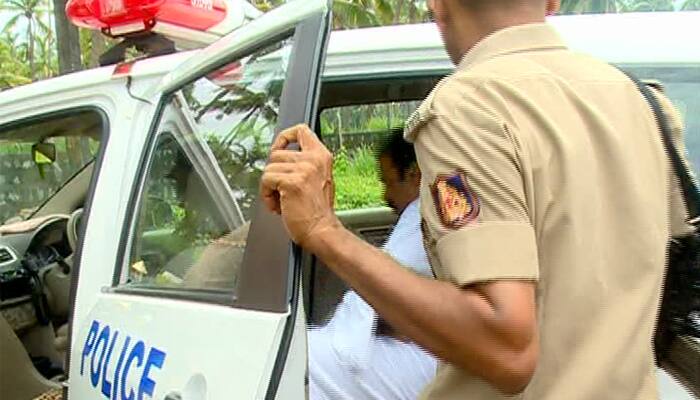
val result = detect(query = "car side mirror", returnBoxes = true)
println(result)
[32,142,56,179]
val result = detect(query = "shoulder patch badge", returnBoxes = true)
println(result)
[430,171,480,229]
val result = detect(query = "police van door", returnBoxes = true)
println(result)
[67,1,331,399]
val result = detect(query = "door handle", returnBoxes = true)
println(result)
[164,374,206,400]
[164,392,182,400]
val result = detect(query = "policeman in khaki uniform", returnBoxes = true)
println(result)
[260,0,691,398]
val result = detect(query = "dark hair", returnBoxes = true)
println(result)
[378,127,417,180]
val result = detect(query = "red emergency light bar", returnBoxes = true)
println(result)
[66,0,228,37]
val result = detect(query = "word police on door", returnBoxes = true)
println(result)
[81,320,167,400]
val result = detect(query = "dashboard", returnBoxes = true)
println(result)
[0,216,72,332]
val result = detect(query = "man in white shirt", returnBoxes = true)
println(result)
[308,130,437,400]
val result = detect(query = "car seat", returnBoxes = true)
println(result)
[0,314,60,399]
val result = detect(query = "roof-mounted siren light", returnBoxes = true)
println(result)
[66,0,262,50]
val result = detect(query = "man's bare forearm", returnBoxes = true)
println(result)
[308,224,538,394]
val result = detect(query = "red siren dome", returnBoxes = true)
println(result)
[65,0,259,48]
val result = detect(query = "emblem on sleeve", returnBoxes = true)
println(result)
[430,171,480,229]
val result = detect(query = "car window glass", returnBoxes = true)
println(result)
[0,111,102,223]
[124,37,293,293]
[320,101,421,212]
[627,66,700,173]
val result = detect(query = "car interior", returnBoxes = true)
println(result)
[304,75,439,325]
[0,111,102,399]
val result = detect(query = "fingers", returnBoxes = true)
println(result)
[261,172,289,214]
[261,171,305,209]
[270,124,304,151]
[269,150,305,164]
[270,124,325,152]
[270,149,331,174]
[264,124,333,217]
[261,190,281,214]
[264,162,299,174]
[260,177,280,214]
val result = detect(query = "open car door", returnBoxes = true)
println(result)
[66,1,331,399]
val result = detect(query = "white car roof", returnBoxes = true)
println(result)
[323,11,700,80]
[1,11,698,104]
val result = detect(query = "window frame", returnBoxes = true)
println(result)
[0,109,108,223]
[112,31,296,305]
[111,9,331,314]
[120,127,244,300]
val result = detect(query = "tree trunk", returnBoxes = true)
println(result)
[45,33,52,76]
[408,1,416,22]
[394,0,405,24]
[336,108,344,148]
[52,0,82,74]
[89,30,106,67]
[66,137,83,169]
[27,17,35,80]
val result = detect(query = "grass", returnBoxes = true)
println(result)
[333,145,385,211]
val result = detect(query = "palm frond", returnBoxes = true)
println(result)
[682,0,700,9]
[373,0,395,25]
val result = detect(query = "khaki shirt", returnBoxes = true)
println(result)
[405,23,690,400]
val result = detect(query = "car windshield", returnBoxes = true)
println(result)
[0,111,102,223]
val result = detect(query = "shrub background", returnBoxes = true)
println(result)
[333,146,385,211]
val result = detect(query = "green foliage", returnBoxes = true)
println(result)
[561,0,620,12]
[206,128,269,215]
[560,0,693,12]
[1,0,53,86]
[333,146,385,210]
[250,0,428,28]
[1,0,699,90]
[621,0,675,11]
[78,28,91,68]
[320,101,419,137]
[331,0,429,29]
[0,36,30,87]
[0,136,98,222]
[366,115,404,132]
[249,0,283,12]
[682,0,700,9]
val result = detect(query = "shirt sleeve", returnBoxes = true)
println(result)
[408,78,539,286]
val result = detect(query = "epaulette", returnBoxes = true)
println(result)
[641,79,665,93]
[404,78,449,141]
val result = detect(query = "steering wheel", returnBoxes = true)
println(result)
[67,208,84,254]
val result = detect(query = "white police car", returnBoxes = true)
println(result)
[0,1,698,398]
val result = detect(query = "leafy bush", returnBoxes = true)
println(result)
[365,115,405,132]
[333,145,385,211]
